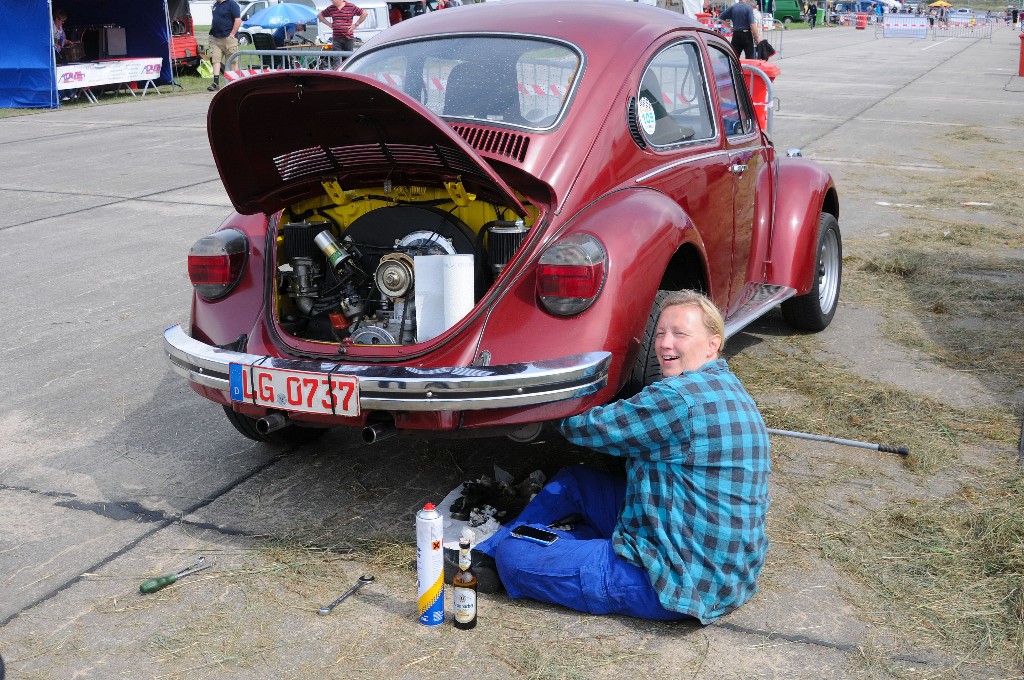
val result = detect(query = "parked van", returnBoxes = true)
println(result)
[228,0,428,47]
[771,0,804,23]
[832,0,873,13]
[236,0,312,45]
[315,0,429,46]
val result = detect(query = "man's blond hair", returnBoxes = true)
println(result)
[660,290,726,354]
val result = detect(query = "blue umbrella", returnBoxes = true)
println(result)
[243,3,318,29]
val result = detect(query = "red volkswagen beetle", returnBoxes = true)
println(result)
[166,0,840,445]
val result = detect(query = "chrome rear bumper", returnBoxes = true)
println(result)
[164,325,611,411]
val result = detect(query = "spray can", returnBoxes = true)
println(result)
[416,502,445,626]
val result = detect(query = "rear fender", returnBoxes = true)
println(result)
[189,211,271,347]
[767,158,838,294]
[478,188,704,395]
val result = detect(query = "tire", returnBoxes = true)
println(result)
[781,213,842,332]
[237,32,251,46]
[783,16,793,23]
[222,406,327,445]
[619,290,672,398]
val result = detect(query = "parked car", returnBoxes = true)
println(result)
[165,0,841,445]
[772,0,805,23]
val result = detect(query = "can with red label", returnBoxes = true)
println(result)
[416,502,445,626]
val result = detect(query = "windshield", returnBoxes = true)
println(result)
[345,36,582,130]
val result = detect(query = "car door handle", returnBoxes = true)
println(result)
[729,163,748,174]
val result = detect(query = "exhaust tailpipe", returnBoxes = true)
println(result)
[362,422,398,444]
[256,412,290,435]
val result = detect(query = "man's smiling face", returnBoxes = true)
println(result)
[654,304,723,378]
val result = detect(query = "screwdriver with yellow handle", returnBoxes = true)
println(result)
[139,556,211,594]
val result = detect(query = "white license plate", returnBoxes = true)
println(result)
[229,364,359,416]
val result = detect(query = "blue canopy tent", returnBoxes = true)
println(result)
[0,0,175,109]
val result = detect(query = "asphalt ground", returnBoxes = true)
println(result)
[0,22,1021,679]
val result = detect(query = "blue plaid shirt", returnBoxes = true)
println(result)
[559,359,770,623]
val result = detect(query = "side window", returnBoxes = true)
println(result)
[241,2,268,22]
[636,42,715,147]
[359,8,381,31]
[707,46,757,138]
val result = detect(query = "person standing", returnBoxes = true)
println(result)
[52,9,78,62]
[750,0,764,46]
[719,0,759,59]
[318,0,368,53]
[472,291,772,623]
[807,0,818,27]
[207,0,241,92]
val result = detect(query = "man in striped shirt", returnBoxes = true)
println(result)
[476,291,771,622]
[317,0,368,52]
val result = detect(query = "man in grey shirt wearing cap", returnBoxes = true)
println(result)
[719,0,759,59]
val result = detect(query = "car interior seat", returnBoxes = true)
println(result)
[443,60,526,125]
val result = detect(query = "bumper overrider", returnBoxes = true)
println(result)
[164,325,612,412]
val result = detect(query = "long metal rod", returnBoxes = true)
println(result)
[767,428,909,457]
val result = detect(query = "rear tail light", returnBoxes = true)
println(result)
[187,229,248,300]
[536,233,607,316]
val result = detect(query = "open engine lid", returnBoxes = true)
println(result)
[207,71,528,217]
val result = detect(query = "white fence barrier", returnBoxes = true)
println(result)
[933,16,995,40]
[881,14,929,38]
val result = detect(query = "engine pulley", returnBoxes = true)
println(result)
[375,253,415,299]
[349,325,399,345]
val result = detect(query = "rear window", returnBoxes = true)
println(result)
[345,36,582,130]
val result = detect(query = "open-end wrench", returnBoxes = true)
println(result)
[317,575,374,615]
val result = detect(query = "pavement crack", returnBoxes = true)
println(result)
[51,497,259,537]
[0,483,77,499]
[713,621,933,666]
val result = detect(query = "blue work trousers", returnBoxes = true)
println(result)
[476,466,690,621]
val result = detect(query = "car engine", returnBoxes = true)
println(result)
[276,204,529,345]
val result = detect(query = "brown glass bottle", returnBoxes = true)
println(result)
[452,538,478,629]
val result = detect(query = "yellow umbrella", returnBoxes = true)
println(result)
[928,1,952,6]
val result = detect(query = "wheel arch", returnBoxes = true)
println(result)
[659,241,709,294]
[767,158,838,295]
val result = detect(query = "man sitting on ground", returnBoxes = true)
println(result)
[470,291,771,623]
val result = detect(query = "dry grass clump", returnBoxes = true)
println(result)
[845,223,1024,394]
[911,170,1024,218]
[823,465,1024,665]
[941,127,1003,145]
[729,336,1018,473]
[256,529,419,577]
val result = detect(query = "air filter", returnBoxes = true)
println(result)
[487,220,529,275]
[283,221,332,260]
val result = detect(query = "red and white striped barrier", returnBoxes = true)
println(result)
[222,68,282,82]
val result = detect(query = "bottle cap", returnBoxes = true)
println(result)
[423,502,435,511]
